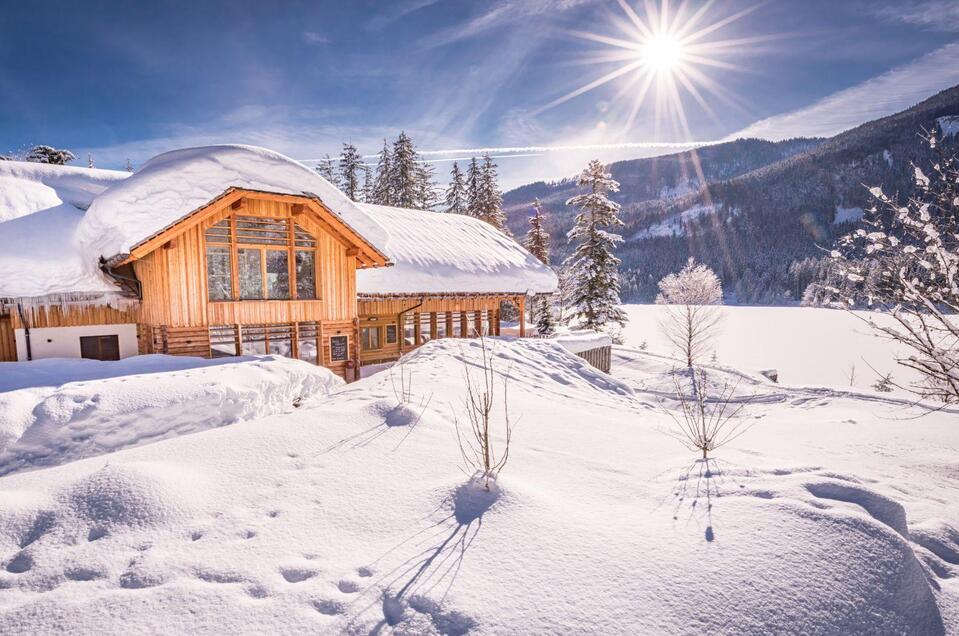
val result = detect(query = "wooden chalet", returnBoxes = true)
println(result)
[0,146,558,380]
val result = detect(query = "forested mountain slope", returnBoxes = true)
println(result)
[505,84,959,303]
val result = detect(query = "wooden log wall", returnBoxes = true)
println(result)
[9,302,139,329]
[0,315,16,362]
[575,345,612,374]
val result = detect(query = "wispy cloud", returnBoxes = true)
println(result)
[874,0,959,32]
[301,31,329,45]
[366,0,443,32]
[731,42,959,141]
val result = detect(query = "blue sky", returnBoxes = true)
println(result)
[2,0,958,187]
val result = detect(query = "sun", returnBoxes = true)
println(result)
[538,0,770,138]
[641,32,684,74]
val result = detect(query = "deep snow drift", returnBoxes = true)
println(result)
[0,355,341,476]
[0,338,956,634]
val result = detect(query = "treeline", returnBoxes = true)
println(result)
[314,133,508,233]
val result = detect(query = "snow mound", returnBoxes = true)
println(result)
[77,144,387,259]
[60,463,197,531]
[0,355,341,475]
[356,203,557,295]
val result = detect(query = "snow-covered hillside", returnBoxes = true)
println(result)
[621,304,920,391]
[0,337,956,634]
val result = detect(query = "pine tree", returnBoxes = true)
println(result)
[372,140,393,205]
[87,153,94,169]
[317,154,339,187]
[25,145,75,165]
[338,143,362,200]
[564,159,627,330]
[535,294,556,336]
[361,166,373,203]
[390,132,420,208]
[416,160,439,210]
[477,154,508,232]
[524,199,550,265]
[445,162,467,214]
[125,158,134,172]
[466,157,481,218]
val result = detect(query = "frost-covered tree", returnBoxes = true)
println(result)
[390,132,419,209]
[466,157,481,218]
[564,160,627,330]
[524,199,550,265]
[445,161,467,214]
[361,165,373,203]
[655,258,723,368]
[555,262,577,325]
[317,154,339,187]
[338,143,362,200]
[389,132,437,209]
[829,132,959,403]
[372,139,393,206]
[477,155,508,232]
[87,153,94,169]
[25,145,75,165]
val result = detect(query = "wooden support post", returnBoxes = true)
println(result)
[493,309,501,336]
[460,312,468,338]
[430,312,438,340]
[445,312,453,338]
[518,296,527,338]
[397,313,404,354]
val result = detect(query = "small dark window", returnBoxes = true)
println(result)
[361,327,381,351]
[385,324,398,344]
[80,335,120,361]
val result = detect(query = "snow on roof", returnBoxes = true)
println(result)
[356,203,558,296]
[76,145,388,259]
[0,162,129,299]
[0,160,128,223]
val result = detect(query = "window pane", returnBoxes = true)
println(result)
[239,249,263,299]
[297,322,319,364]
[210,325,238,357]
[266,250,290,299]
[361,327,381,351]
[385,324,397,344]
[206,247,233,301]
[296,250,316,299]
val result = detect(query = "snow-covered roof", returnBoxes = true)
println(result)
[356,203,558,296]
[0,160,128,223]
[0,162,130,300]
[76,145,388,260]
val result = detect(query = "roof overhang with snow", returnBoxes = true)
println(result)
[110,187,390,269]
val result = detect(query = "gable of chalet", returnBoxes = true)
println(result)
[109,187,391,269]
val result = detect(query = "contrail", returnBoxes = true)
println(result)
[298,139,714,164]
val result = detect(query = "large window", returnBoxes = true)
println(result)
[205,215,318,302]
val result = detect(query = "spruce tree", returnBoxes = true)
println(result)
[524,199,550,265]
[525,200,554,334]
[445,162,467,214]
[564,159,627,330]
[466,157,481,218]
[478,154,508,233]
[361,166,373,203]
[416,158,439,210]
[317,154,339,187]
[339,143,362,200]
[372,140,393,205]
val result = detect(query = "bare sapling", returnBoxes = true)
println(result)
[390,356,415,405]
[453,334,514,490]
[664,369,753,459]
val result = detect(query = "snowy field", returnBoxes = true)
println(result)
[621,304,920,392]
[0,335,956,634]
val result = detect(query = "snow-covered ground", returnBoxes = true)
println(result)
[0,333,957,634]
[621,304,921,392]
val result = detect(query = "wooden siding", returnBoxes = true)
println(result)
[9,303,139,330]
[133,196,359,327]
[575,345,612,373]
[0,315,16,361]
